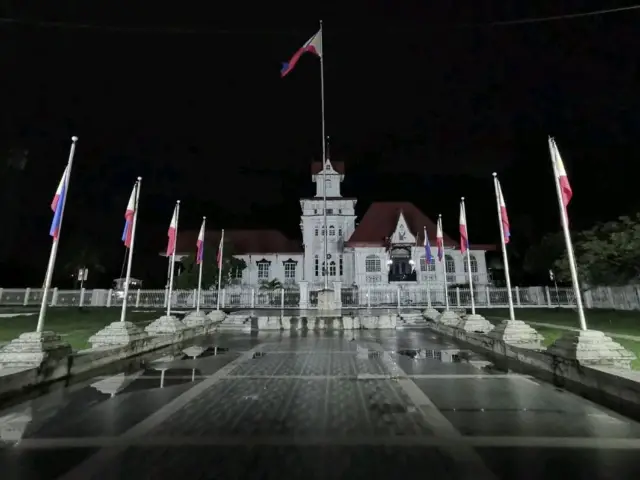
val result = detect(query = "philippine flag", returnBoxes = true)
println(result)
[216,233,224,268]
[424,226,433,266]
[496,179,511,244]
[122,183,136,248]
[166,205,178,257]
[50,166,68,239]
[196,219,205,265]
[552,138,573,208]
[281,29,323,77]
[436,217,444,262]
[459,202,470,254]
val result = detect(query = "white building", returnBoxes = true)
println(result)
[172,159,494,288]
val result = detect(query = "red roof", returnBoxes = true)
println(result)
[173,229,302,256]
[311,161,345,175]
[346,202,496,251]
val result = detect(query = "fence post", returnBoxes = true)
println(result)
[0,288,4,304]
[135,289,141,307]
[367,287,371,309]
[51,287,59,306]
[456,287,461,307]
[23,287,31,306]
[106,289,113,307]
[222,289,226,308]
[583,289,593,309]
[607,287,614,309]
[545,286,551,307]
[515,287,521,306]
[396,287,401,308]
[79,288,85,307]
[251,288,256,308]
[485,286,491,307]
[281,288,285,309]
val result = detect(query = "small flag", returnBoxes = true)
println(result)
[459,201,470,254]
[166,205,178,256]
[122,182,136,248]
[436,217,444,262]
[281,28,323,77]
[424,226,433,266]
[50,166,68,239]
[549,269,555,281]
[552,139,573,209]
[496,179,511,244]
[196,219,205,265]
[216,232,224,268]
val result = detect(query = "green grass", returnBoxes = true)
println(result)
[0,308,164,351]
[483,308,640,370]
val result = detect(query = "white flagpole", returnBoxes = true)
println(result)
[196,216,206,313]
[166,200,180,318]
[549,137,587,330]
[216,229,225,310]
[438,214,450,311]
[319,19,329,290]
[424,226,432,308]
[492,173,515,321]
[461,197,476,315]
[120,177,142,323]
[36,136,78,333]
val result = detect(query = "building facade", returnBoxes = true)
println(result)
[171,160,493,289]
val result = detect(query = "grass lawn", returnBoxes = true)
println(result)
[483,308,640,370]
[0,308,164,351]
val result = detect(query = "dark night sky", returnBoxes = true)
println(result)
[1,2,639,286]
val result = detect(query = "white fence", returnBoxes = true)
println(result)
[0,285,637,310]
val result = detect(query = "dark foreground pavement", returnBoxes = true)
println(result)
[1,329,640,479]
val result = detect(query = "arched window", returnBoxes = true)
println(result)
[464,254,479,283]
[329,225,335,236]
[365,255,381,273]
[314,227,319,236]
[420,256,436,272]
[314,255,319,277]
[329,261,336,276]
[445,254,456,283]
[339,255,343,276]
[321,226,325,236]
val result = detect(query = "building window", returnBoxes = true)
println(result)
[321,226,325,236]
[329,261,336,276]
[314,227,318,236]
[338,209,342,214]
[366,275,381,284]
[257,260,271,280]
[464,254,479,283]
[445,255,456,283]
[327,208,333,214]
[325,178,332,189]
[329,225,335,236]
[339,256,343,276]
[284,262,296,282]
[365,255,381,273]
[314,255,319,277]
[314,209,317,214]
[338,228,342,237]
[420,256,436,272]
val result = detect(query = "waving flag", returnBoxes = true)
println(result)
[122,182,136,248]
[423,226,433,266]
[496,178,511,244]
[436,216,444,262]
[196,218,205,265]
[50,167,68,239]
[551,138,573,209]
[216,231,224,268]
[166,205,178,256]
[459,200,469,254]
[281,28,323,77]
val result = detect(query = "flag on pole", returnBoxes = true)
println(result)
[166,205,178,256]
[459,202,470,254]
[122,183,136,248]
[216,233,223,268]
[50,166,68,239]
[549,269,555,281]
[496,179,511,244]
[436,217,444,262]
[281,28,323,77]
[424,226,433,266]
[196,219,205,265]
[552,139,573,209]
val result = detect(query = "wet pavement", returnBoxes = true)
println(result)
[1,329,640,479]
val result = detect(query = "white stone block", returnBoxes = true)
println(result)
[207,310,226,323]
[183,310,211,328]
[457,314,494,334]
[0,331,72,369]
[488,320,544,349]
[89,321,148,348]
[435,310,460,326]
[342,316,354,330]
[422,308,440,321]
[257,316,281,330]
[144,316,187,336]
[547,329,637,370]
[281,316,292,330]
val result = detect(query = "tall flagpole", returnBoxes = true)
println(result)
[424,227,432,308]
[36,136,78,333]
[319,19,329,290]
[216,229,225,310]
[166,200,180,318]
[120,177,142,323]
[492,173,515,321]
[196,216,206,313]
[438,214,449,311]
[461,198,476,315]
[549,137,587,330]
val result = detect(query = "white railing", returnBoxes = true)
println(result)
[1,284,637,310]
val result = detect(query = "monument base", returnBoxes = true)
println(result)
[317,289,338,311]
[89,321,148,348]
[457,313,494,334]
[183,310,211,328]
[0,331,72,369]
[207,310,226,323]
[435,310,461,326]
[422,307,440,321]
[547,329,637,370]
[488,319,544,349]
[144,315,187,335]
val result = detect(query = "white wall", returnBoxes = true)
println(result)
[236,253,304,285]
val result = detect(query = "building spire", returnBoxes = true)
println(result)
[325,135,331,168]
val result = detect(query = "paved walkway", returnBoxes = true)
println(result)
[1,330,640,479]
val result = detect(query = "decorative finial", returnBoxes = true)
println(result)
[177,200,181,204]
[71,136,78,142]
[137,176,142,181]
[461,197,465,201]
[203,216,206,220]
[492,172,497,177]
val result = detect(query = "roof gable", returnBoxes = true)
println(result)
[311,161,345,175]
[390,211,416,245]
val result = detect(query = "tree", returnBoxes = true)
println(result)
[522,232,565,281]
[61,247,106,287]
[554,214,640,286]
[175,240,246,289]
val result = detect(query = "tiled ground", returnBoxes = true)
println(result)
[1,329,640,479]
